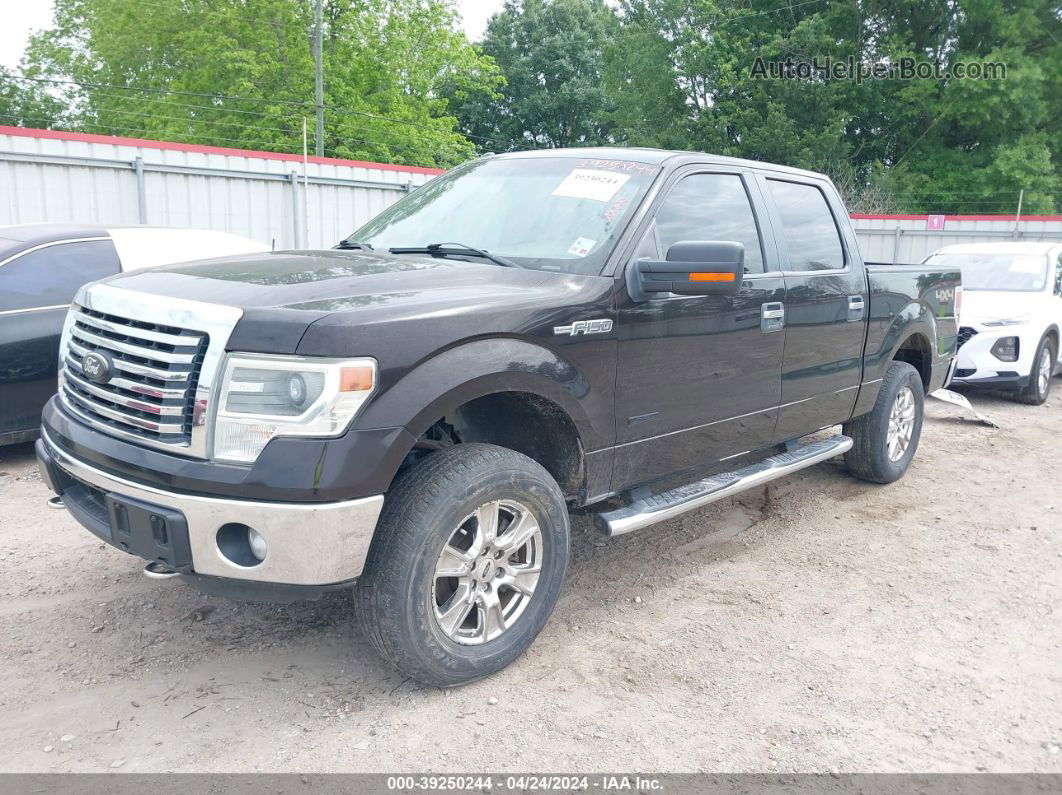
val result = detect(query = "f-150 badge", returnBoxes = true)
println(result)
[553,319,613,336]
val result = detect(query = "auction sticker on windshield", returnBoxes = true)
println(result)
[567,237,597,256]
[552,168,631,202]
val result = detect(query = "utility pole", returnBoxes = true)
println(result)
[314,0,324,157]
[1013,189,1024,240]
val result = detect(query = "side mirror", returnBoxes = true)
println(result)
[635,241,744,296]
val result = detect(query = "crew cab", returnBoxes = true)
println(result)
[35,149,960,686]
[925,242,1062,404]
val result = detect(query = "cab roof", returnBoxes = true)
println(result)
[492,146,828,181]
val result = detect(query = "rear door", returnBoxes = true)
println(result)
[758,176,867,441]
[0,238,119,439]
[611,167,785,490]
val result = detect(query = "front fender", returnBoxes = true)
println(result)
[353,337,607,451]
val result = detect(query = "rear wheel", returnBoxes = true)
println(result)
[354,443,570,687]
[1014,337,1056,405]
[843,361,924,484]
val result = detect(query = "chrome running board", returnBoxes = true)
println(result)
[595,434,853,537]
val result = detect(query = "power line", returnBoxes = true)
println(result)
[718,0,828,26]
[14,91,480,151]
[0,115,428,160]
[5,81,448,147]
[6,74,513,147]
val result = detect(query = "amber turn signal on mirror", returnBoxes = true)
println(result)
[688,272,737,282]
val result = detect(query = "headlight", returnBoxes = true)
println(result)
[213,354,377,463]
[990,336,1019,362]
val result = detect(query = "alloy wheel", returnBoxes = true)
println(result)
[431,500,543,645]
[886,385,916,462]
[1038,347,1052,397]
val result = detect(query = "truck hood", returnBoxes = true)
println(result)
[960,288,1046,326]
[96,249,597,356]
[102,249,553,310]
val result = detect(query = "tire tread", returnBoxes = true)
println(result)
[843,361,923,484]
[354,443,568,686]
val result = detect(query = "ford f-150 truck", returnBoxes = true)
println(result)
[35,148,960,686]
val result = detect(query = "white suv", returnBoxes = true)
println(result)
[925,242,1062,404]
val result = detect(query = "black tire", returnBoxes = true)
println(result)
[354,443,570,687]
[843,361,924,484]
[1014,336,1056,405]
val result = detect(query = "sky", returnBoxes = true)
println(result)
[0,0,507,70]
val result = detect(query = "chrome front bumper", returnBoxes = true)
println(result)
[39,430,384,586]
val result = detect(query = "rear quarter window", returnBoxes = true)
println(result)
[767,180,845,271]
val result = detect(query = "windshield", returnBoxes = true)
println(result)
[924,252,1048,292]
[346,156,660,275]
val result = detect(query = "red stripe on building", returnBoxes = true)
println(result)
[0,125,446,175]
[850,213,1062,222]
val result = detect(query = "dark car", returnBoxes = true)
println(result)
[36,149,960,686]
[0,224,267,445]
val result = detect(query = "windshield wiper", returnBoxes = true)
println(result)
[388,242,521,269]
[335,240,373,250]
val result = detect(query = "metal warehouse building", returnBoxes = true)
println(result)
[0,126,441,250]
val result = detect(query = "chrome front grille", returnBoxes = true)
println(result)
[62,305,208,446]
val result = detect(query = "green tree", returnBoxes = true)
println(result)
[606,0,1060,213]
[0,66,67,129]
[450,0,620,151]
[12,0,501,168]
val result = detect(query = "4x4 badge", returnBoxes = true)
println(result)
[553,319,613,336]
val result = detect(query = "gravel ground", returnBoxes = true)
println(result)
[1,385,1060,774]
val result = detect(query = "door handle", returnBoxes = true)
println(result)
[761,302,784,333]
[847,295,865,322]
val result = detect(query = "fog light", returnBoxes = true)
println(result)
[990,336,1019,362]
[247,528,268,561]
[217,523,265,567]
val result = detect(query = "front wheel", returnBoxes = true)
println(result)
[843,361,925,484]
[1014,337,1056,405]
[354,443,570,687]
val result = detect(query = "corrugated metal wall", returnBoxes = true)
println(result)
[852,215,1062,263]
[0,126,441,249]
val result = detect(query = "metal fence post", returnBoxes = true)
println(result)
[133,157,148,223]
[892,225,901,264]
[288,171,301,248]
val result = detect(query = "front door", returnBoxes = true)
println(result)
[759,176,867,441]
[611,169,785,491]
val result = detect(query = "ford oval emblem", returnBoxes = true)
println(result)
[81,351,114,384]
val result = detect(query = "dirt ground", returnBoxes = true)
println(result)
[1,384,1060,774]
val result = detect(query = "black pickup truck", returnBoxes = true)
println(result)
[36,148,960,686]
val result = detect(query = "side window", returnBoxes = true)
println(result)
[0,239,119,312]
[1055,253,1062,294]
[653,173,765,274]
[767,179,845,271]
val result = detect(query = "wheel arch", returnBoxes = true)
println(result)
[352,338,602,500]
[892,330,933,391]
